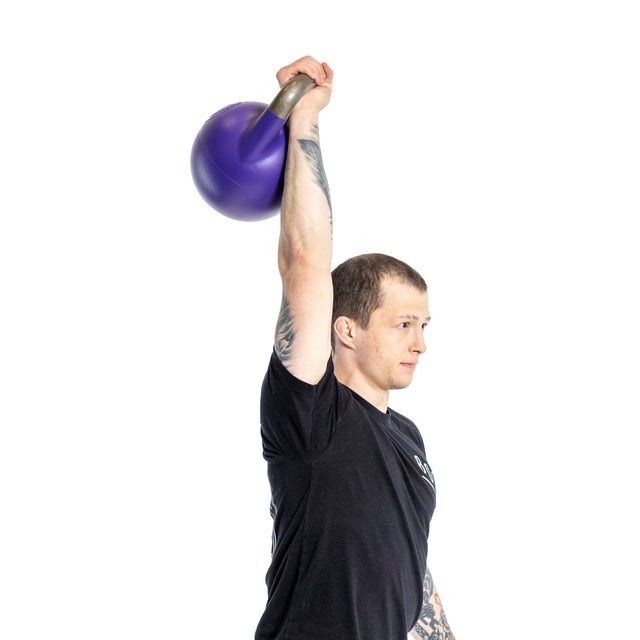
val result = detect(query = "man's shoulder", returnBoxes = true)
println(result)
[261,349,350,418]
[263,348,334,394]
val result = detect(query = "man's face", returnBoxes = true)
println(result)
[354,278,431,392]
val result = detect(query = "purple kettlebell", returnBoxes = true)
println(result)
[191,74,316,221]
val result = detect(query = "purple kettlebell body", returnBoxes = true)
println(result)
[191,102,287,222]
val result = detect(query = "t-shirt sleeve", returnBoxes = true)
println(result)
[260,350,344,462]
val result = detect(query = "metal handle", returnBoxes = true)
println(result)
[268,73,317,120]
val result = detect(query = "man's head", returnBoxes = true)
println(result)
[331,254,430,391]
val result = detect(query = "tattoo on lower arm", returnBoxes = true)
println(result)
[275,296,295,363]
[297,125,332,226]
[412,567,455,640]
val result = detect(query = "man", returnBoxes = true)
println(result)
[255,56,455,640]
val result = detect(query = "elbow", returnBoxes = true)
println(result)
[278,232,331,275]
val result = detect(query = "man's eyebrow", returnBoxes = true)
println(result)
[395,314,431,323]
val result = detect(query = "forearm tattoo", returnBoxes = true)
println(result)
[297,124,333,225]
[274,295,295,363]
[412,567,455,640]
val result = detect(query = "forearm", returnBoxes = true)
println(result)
[278,111,332,274]
[410,567,456,640]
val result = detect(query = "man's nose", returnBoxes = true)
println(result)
[412,330,427,354]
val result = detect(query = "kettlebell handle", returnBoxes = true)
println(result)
[268,73,317,119]
[240,73,317,163]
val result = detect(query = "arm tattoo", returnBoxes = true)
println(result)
[274,295,295,363]
[412,567,455,640]
[297,124,333,226]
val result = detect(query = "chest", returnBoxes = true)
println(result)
[310,403,436,527]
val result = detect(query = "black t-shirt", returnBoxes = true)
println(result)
[255,351,436,640]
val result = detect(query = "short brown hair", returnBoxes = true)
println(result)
[331,253,427,347]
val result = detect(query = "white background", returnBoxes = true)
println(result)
[1,1,638,638]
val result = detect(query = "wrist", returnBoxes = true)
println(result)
[288,109,320,135]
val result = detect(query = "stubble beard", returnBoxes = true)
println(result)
[388,372,413,391]
[358,337,414,393]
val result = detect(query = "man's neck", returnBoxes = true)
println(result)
[333,357,389,413]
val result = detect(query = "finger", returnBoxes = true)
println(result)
[320,62,334,85]
[276,55,326,87]
[290,55,325,83]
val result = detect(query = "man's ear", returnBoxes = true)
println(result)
[333,316,357,350]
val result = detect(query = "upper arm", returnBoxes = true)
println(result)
[275,261,333,385]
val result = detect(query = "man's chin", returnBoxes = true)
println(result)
[389,377,412,391]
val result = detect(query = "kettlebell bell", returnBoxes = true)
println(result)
[191,74,316,221]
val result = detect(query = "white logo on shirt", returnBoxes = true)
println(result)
[414,455,435,492]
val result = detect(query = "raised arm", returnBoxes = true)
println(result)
[410,566,456,640]
[274,56,334,384]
